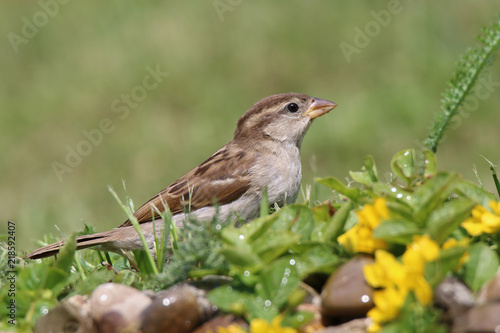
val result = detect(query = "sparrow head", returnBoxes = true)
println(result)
[233,93,337,147]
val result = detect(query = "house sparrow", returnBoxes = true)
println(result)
[27,93,337,259]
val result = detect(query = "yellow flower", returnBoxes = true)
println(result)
[216,325,247,333]
[442,238,470,268]
[216,316,298,333]
[461,201,500,236]
[370,286,406,322]
[364,250,406,288]
[363,235,440,331]
[402,235,439,275]
[249,316,298,333]
[338,198,389,254]
[409,274,433,305]
[489,200,500,215]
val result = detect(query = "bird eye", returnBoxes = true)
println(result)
[285,103,299,113]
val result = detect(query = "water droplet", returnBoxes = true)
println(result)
[215,224,221,230]
[391,187,397,193]
[403,164,408,168]
[361,295,370,303]
[284,267,291,275]
[238,235,245,240]
[264,300,272,307]
[297,314,304,322]
[40,306,49,315]
[397,193,403,199]
[404,151,410,156]
[244,270,250,277]
[406,195,412,200]
[281,277,288,285]
[100,294,108,302]
[289,259,296,265]
[162,298,171,306]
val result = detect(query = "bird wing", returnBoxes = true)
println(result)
[119,143,254,227]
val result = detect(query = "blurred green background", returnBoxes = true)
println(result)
[1,1,499,253]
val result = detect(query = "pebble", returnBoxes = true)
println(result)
[317,318,369,333]
[477,268,500,303]
[140,284,217,333]
[34,295,96,333]
[434,277,474,323]
[191,314,246,333]
[321,255,374,321]
[89,283,152,333]
[465,303,500,333]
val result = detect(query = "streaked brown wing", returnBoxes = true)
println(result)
[119,143,253,227]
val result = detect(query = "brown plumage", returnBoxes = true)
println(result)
[26,93,337,259]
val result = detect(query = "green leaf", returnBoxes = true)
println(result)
[427,198,476,244]
[323,201,355,242]
[314,176,362,201]
[44,267,69,294]
[455,179,496,206]
[422,149,437,178]
[391,149,416,185]
[350,156,379,185]
[207,285,252,315]
[257,259,301,310]
[260,186,270,217]
[381,292,446,333]
[372,220,420,244]
[287,245,341,277]
[412,172,460,225]
[464,242,500,291]
[54,233,76,274]
[311,202,336,223]
[133,249,158,277]
[222,214,277,245]
[273,205,315,239]
[252,232,301,265]
[282,310,315,329]
[219,245,262,269]
[425,246,467,287]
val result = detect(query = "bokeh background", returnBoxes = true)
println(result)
[1,1,499,252]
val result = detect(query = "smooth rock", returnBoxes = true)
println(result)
[477,268,500,303]
[321,255,374,321]
[465,303,500,333]
[434,277,474,323]
[140,284,217,333]
[34,295,96,333]
[191,315,246,333]
[90,283,152,333]
[318,318,369,333]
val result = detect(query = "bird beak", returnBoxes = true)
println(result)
[304,98,338,119]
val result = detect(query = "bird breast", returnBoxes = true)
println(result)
[251,142,302,207]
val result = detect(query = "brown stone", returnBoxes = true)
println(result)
[465,303,500,333]
[140,284,216,333]
[89,283,152,333]
[34,295,97,333]
[191,315,246,333]
[321,255,374,321]
[477,268,500,303]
